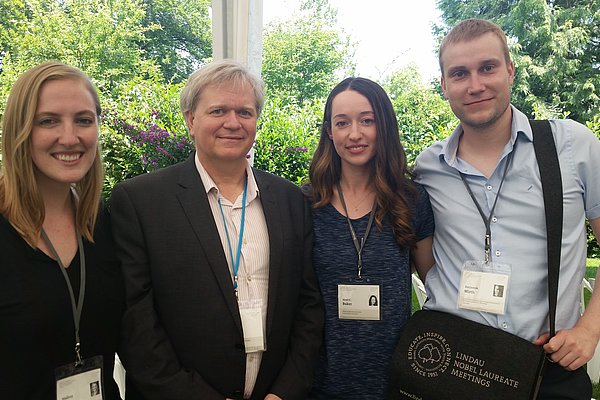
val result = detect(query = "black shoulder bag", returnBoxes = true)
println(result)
[388,120,561,400]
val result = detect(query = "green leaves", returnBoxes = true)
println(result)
[0,0,159,103]
[383,65,456,167]
[140,0,212,82]
[262,5,355,105]
[254,98,323,185]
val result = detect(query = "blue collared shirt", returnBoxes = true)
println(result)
[415,105,600,341]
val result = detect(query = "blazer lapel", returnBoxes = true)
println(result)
[176,157,242,333]
[254,169,284,335]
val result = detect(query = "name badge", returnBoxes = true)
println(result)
[55,355,104,400]
[338,284,380,321]
[239,299,265,353]
[458,260,510,315]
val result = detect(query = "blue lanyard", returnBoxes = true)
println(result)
[217,176,248,297]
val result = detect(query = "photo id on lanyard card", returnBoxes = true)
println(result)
[238,299,266,353]
[55,355,104,400]
[338,278,381,321]
[40,229,105,400]
[336,183,381,321]
[457,260,511,315]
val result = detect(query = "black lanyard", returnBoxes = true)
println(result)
[337,183,376,278]
[41,228,86,366]
[459,147,515,263]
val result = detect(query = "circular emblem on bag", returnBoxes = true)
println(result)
[407,332,451,377]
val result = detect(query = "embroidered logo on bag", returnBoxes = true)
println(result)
[407,332,451,378]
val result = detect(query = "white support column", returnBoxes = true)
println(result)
[211,0,263,78]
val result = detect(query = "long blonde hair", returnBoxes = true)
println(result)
[0,61,103,247]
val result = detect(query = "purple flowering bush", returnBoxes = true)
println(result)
[100,78,193,200]
[105,109,192,169]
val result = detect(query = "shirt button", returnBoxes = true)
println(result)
[502,322,508,329]
[492,216,498,223]
[495,250,501,257]
[247,275,252,282]
[486,185,493,191]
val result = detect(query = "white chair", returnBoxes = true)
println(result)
[581,278,594,315]
[113,354,126,399]
[411,273,428,309]
[581,278,600,384]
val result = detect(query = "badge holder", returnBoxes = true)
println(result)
[238,299,266,353]
[55,355,105,400]
[457,260,511,315]
[338,276,381,321]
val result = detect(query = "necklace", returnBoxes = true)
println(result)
[350,194,372,211]
[339,185,374,212]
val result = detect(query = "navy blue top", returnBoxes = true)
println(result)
[309,185,434,399]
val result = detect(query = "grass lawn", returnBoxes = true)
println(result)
[412,260,600,397]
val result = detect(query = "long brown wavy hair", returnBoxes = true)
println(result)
[307,77,417,248]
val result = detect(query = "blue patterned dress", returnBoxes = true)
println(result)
[309,185,434,399]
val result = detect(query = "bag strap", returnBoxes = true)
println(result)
[530,120,562,338]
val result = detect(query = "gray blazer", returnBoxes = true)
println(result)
[110,156,323,400]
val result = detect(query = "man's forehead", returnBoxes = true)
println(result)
[442,34,506,67]
[209,79,252,94]
[199,81,256,106]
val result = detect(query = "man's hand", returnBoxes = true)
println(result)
[534,325,599,370]
[264,394,283,400]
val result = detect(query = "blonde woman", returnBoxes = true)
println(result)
[0,62,124,399]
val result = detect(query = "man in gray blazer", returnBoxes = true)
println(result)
[110,60,324,400]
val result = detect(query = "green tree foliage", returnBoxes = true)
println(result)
[435,0,599,122]
[140,0,212,82]
[383,65,456,165]
[0,0,26,67]
[262,0,355,104]
[254,98,323,185]
[0,0,159,107]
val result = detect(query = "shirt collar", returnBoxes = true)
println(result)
[194,153,260,201]
[439,105,532,167]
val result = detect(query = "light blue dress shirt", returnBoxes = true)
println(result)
[415,105,600,341]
